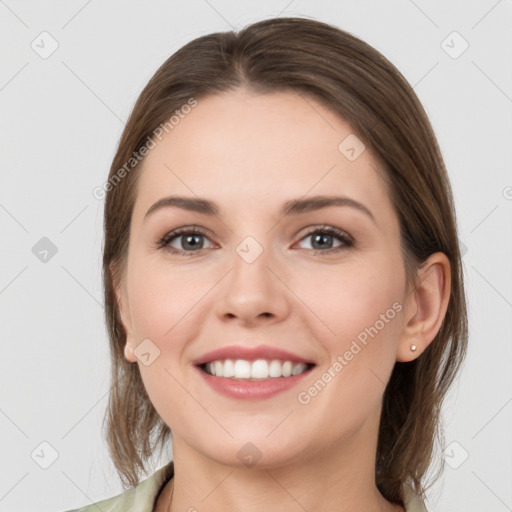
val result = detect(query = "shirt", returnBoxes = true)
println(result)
[65,460,428,512]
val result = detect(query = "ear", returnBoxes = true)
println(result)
[110,261,137,364]
[396,252,451,362]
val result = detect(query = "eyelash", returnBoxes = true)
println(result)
[156,224,355,257]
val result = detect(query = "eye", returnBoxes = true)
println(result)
[157,224,354,256]
[157,226,215,255]
[295,225,354,253]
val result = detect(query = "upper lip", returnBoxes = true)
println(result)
[193,345,315,366]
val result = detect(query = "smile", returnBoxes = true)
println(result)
[193,344,316,399]
[200,358,314,380]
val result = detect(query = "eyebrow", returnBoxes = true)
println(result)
[144,195,376,224]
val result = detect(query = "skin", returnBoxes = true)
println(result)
[115,88,451,512]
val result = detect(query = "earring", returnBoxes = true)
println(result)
[410,344,417,352]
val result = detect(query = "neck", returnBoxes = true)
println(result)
[155,411,404,512]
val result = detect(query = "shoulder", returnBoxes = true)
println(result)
[63,461,174,512]
[403,483,428,512]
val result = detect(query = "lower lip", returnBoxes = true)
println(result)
[195,366,313,400]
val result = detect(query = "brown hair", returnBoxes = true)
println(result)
[102,16,468,506]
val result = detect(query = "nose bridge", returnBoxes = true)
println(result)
[215,234,289,324]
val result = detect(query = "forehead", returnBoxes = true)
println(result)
[132,89,393,221]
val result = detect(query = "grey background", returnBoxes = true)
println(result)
[1,1,511,511]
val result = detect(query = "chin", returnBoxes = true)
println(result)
[195,429,309,470]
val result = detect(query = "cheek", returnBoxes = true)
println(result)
[293,263,404,435]
[126,255,209,341]
[125,257,200,425]
[303,256,403,352]
[304,258,404,422]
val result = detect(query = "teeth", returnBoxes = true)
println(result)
[282,361,292,377]
[203,359,310,379]
[223,359,235,377]
[234,359,251,378]
[291,363,306,376]
[269,359,282,377]
[251,359,268,379]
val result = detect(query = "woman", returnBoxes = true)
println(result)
[67,16,467,512]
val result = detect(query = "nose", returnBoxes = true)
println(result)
[214,244,291,327]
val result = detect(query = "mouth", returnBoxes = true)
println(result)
[197,359,316,380]
[193,344,316,399]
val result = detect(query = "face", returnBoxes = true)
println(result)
[116,88,412,468]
